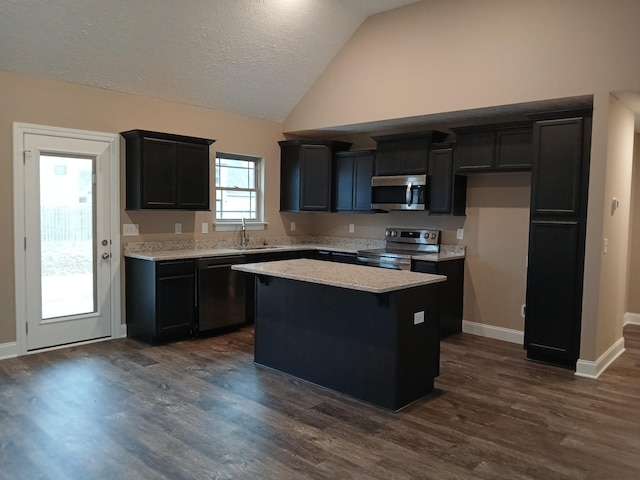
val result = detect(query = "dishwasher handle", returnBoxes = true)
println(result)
[197,256,245,269]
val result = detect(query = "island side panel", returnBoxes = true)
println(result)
[253,275,440,411]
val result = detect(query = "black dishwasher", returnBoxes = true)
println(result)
[197,255,246,334]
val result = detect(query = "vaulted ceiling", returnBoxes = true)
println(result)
[0,0,420,122]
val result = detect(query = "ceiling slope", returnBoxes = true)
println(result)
[0,0,419,122]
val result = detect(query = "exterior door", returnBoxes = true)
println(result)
[17,127,118,351]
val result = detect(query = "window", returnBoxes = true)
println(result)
[215,152,262,222]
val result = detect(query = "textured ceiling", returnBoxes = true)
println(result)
[0,0,420,122]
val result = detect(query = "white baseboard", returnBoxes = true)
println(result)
[624,312,640,326]
[462,320,524,345]
[118,323,127,338]
[0,342,18,360]
[575,336,626,379]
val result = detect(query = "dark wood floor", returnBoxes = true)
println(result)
[1,326,639,480]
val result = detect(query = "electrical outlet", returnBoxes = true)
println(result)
[456,228,464,240]
[122,224,139,236]
[349,223,354,233]
[175,223,182,234]
[603,237,608,254]
[201,222,208,234]
[413,311,425,325]
[290,221,296,232]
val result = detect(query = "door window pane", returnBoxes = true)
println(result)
[40,155,96,319]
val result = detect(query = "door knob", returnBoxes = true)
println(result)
[101,252,111,260]
[101,239,109,246]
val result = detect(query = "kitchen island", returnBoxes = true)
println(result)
[233,259,446,411]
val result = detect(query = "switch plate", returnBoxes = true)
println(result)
[122,223,139,236]
[175,223,182,234]
[413,311,425,325]
[201,222,208,234]
[603,237,608,254]
[456,228,464,240]
[290,221,296,232]
[349,223,354,233]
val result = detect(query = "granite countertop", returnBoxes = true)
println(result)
[232,258,446,294]
[123,243,465,262]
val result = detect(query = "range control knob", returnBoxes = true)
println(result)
[390,230,398,237]
[430,233,437,239]
[385,230,391,237]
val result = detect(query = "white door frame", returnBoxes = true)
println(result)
[13,122,122,355]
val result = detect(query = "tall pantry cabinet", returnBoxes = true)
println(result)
[524,115,592,369]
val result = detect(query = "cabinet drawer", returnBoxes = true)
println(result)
[157,260,195,277]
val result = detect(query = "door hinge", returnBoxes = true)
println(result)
[23,150,32,164]
[26,322,28,335]
[24,237,27,250]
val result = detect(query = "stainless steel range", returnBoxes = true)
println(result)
[357,227,441,270]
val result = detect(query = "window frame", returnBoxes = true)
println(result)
[213,151,265,230]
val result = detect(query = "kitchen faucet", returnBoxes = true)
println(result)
[240,217,249,247]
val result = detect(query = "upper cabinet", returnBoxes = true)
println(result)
[333,150,375,213]
[122,130,215,210]
[453,122,533,173]
[279,139,352,212]
[373,131,448,176]
[428,143,466,216]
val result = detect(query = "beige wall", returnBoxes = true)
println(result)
[0,70,286,344]
[628,134,640,315]
[590,96,635,355]
[284,0,640,361]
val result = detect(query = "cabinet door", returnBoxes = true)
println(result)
[374,138,403,175]
[496,127,533,170]
[531,118,584,216]
[401,135,430,174]
[428,148,454,214]
[525,221,581,364]
[334,155,355,211]
[141,137,178,208]
[178,142,210,210]
[455,131,495,172]
[300,145,332,211]
[156,261,195,339]
[353,152,374,211]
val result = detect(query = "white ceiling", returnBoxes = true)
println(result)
[0,0,420,123]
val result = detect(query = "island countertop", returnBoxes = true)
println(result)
[232,258,446,294]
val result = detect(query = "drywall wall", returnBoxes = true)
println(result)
[627,134,640,316]
[0,70,286,344]
[284,0,640,361]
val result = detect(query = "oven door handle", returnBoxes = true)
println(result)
[405,181,413,207]
[356,256,383,267]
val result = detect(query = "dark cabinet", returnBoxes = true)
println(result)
[428,143,467,215]
[525,116,591,369]
[411,258,465,338]
[312,250,358,264]
[373,131,447,176]
[334,150,375,212]
[453,123,533,173]
[279,140,352,212]
[125,257,196,345]
[122,130,215,210]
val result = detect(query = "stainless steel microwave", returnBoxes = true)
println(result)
[371,174,428,211]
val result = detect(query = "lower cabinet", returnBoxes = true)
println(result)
[312,250,358,264]
[125,257,196,345]
[412,258,464,338]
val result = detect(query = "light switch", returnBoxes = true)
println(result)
[603,237,608,254]
[201,222,208,234]
[349,223,355,233]
[456,228,464,240]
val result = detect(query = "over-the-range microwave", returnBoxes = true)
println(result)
[371,174,428,211]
